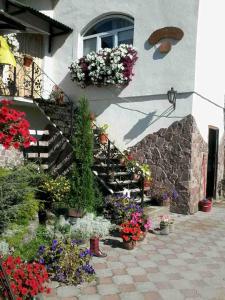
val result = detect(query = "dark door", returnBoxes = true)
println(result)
[206,128,219,198]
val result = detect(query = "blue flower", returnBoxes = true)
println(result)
[39,258,45,264]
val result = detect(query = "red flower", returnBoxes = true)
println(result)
[1,256,50,299]
[0,99,36,150]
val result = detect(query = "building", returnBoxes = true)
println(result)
[0,0,224,214]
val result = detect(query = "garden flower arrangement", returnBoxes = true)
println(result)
[3,33,19,53]
[71,213,114,240]
[0,99,36,149]
[104,195,143,224]
[120,220,142,242]
[40,175,71,205]
[37,239,95,285]
[0,256,50,299]
[69,44,138,87]
[130,211,153,232]
[159,215,171,226]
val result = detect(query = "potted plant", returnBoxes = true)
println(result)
[71,213,114,257]
[98,124,109,144]
[169,218,175,233]
[23,54,33,67]
[139,164,152,187]
[159,215,170,235]
[120,220,142,249]
[108,170,115,183]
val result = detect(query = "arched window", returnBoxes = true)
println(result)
[83,15,134,55]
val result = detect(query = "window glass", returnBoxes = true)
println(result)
[118,29,133,45]
[101,35,114,49]
[83,37,97,56]
[85,17,133,36]
[83,16,134,55]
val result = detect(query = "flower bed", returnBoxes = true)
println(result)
[69,44,138,87]
[37,239,95,285]
[0,256,50,299]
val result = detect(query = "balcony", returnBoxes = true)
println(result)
[0,56,69,105]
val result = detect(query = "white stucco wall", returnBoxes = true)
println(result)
[47,0,199,149]
[193,0,225,142]
[25,0,199,149]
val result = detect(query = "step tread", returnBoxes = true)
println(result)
[108,179,139,185]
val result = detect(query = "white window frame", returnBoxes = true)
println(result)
[82,16,134,55]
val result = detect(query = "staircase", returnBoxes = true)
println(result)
[0,56,148,200]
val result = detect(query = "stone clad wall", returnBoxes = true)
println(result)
[189,122,208,214]
[130,115,209,214]
[0,145,24,168]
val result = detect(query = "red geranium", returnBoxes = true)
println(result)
[120,220,142,242]
[0,99,36,150]
[0,256,50,300]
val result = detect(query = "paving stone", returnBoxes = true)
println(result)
[120,291,144,300]
[135,282,156,292]
[159,289,185,300]
[143,291,163,300]
[57,286,80,298]
[101,295,121,300]
[118,283,136,293]
[97,284,119,296]
[126,267,146,276]
[113,275,134,285]
[78,295,101,300]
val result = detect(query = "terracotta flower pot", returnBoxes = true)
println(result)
[23,56,33,67]
[144,179,151,188]
[138,231,147,241]
[123,240,136,250]
[90,112,95,121]
[133,173,141,181]
[67,208,84,218]
[99,133,108,144]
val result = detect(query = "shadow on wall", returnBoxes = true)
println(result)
[59,72,192,146]
[123,106,175,142]
[144,39,179,60]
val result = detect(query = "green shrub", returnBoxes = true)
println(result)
[68,97,95,212]
[3,225,50,261]
[40,175,71,207]
[0,163,42,232]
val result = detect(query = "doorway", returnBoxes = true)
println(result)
[206,127,219,198]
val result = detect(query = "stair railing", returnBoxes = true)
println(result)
[93,125,145,206]
[0,57,74,141]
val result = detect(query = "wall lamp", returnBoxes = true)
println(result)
[167,87,177,109]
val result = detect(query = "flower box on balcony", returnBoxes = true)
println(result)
[69,44,138,88]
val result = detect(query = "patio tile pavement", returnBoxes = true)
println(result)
[42,203,225,299]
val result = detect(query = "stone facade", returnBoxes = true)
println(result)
[189,121,208,214]
[130,115,209,214]
[0,145,24,168]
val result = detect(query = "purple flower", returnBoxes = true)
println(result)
[162,193,168,200]
[39,258,45,264]
[172,190,179,199]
